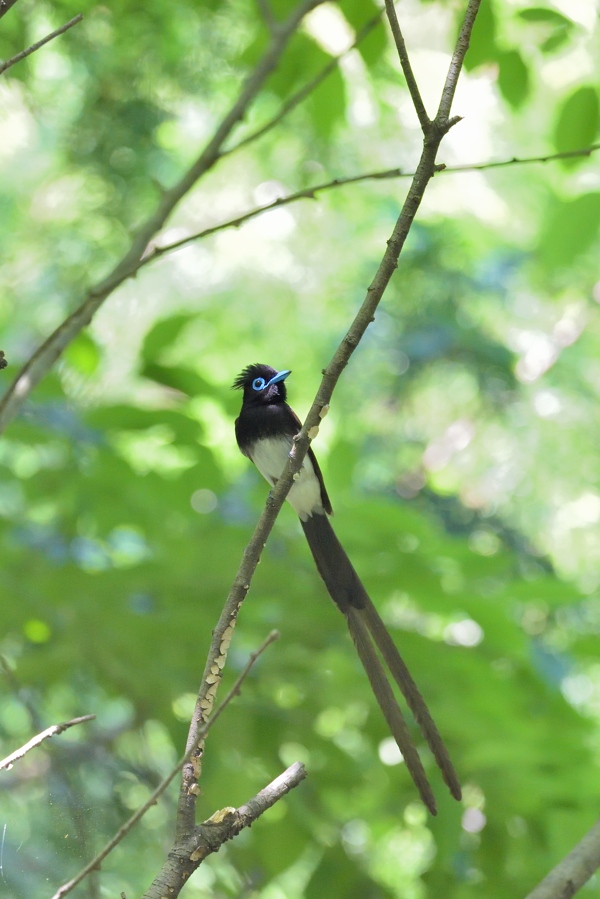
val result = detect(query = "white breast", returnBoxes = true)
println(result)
[250,436,323,520]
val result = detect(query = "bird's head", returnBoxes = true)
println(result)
[233,364,291,405]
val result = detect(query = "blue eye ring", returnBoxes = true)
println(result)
[252,377,266,391]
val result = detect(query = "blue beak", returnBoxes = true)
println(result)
[266,369,291,388]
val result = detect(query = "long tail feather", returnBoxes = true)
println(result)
[346,604,437,814]
[301,512,461,806]
[359,594,461,800]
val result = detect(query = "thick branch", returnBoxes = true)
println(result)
[145,763,306,899]
[524,819,600,899]
[0,0,325,437]
[0,14,83,76]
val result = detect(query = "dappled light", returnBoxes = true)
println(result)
[1,0,600,896]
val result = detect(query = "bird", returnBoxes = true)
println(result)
[233,363,461,814]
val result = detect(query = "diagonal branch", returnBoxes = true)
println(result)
[0,715,95,770]
[0,0,325,437]
[437,0,480,121]
[524,818,600,899]
[146,762,307,899]
[126,142,600,269]
[384,0,429,131]
[0,14,83,76]
[177,0,482,833]
[141,166,410,265]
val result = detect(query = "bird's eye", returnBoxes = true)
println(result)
[252,377,266,391]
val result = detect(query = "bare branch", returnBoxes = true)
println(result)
[0,0,326,437]
[145,763,307,898]
[0,14,83,76]
[143,166,408,264]
[524,818,600,899]
[384,0,430,131]
[0,715,95,770]
[437,0,482,122]
[1,654,44,732]
[50,631,279,899]
[443,143,600,172]
[135,142,600,265]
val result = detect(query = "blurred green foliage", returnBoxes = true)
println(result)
[1,0,600,897]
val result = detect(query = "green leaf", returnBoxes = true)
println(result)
[518,8,573,27]
[553,86,600,164]
[464,0,498,70]
[140,313,197,364]
[539,192,600,271]
[63,332,101,375]
[540,29,571,54]
[341,1,386,68]
[267,32,330,99]
[497,50,530,108]
[308,65,346,139]
[86,404,203,445]
[141,362,212,397]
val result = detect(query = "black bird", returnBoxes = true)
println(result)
[233,363,461,814]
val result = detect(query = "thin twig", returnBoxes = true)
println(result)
[145,141,599,264]
[223,9,385,156]
[443,143,600,171]
[0,0,325,437]
[384,0,429,131]
[50,631,279,899]
[142,167,408,264]
[524,818,600,899]
[0,14,83,76]
[177,0,482,836]
[0,715,95,770]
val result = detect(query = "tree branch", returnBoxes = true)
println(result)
[50,631,279,899]
[0,0,326,437]
[524,819,600,899]
[437,0,481,122]
[0,715,95,770]
[142,167,410,265]
[134,140,599,273]
[0,14,83,76]
[384,0,430,131]
[145,763,307,899]
[177,0,482,835]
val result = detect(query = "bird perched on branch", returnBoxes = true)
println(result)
[233,363,461,814]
